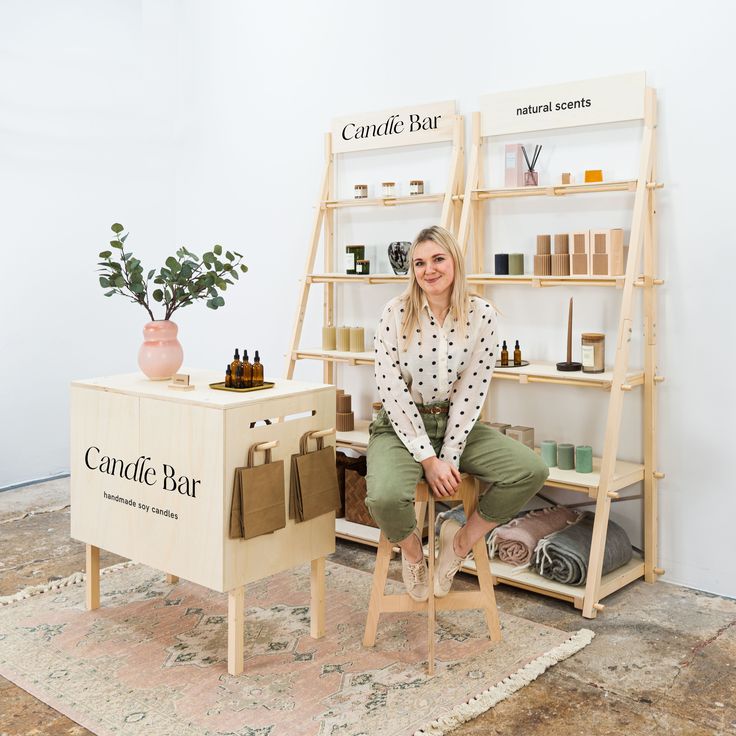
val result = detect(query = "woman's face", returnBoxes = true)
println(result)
[412,240,455,301]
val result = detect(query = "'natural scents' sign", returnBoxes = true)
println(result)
[480,72,646,136]
[331,100,456,153]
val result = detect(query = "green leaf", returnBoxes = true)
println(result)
[131,282,145,294]
[147,269,156,279]
[215,296,225,307]
[214,259,223,270]
[202,252,215,265]
[206,298,215,309]
[226,251,234,261]
[120,233,128,242]
[233,251,243,258]
[216,278,227,289]
[99,250,112,259]
[110,240,123,249]
[111,223,124,233]
[231,270,239,280]
[99,276,109,287]
[213,244,222,256]
[114,276,125,288]
[240,264,248,273]
[165,256,178,270]
[153,289,163,302]
[104,290,116,297]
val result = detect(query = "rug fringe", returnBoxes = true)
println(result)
[0,562,135,607]
[414,628,595,736]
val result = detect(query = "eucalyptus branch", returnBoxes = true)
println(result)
[97,223,247,322]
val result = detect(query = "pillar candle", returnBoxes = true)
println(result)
[575,445,593,474]
[322,326,336,350]
[557,443,575,470]
[349,327,365,352]
[508,253,524,275]
[336,326,351,352]
[494,253,509,275]
[541,440,557,467]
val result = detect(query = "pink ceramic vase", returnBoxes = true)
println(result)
[137,320,184,380]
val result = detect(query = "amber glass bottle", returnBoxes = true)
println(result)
[230,348,241,381]
[252,351,264,386]
[225,365,233,388]
[235,364,243,389]
[241,350,253,388]
[501,340,509,366]
[513,340,522,366]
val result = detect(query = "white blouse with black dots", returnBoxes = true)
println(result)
[374,293,498,469]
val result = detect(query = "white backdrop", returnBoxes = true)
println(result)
[1,0,735,598]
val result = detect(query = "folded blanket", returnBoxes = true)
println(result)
[488,506,579,566]
[531,511,633,586]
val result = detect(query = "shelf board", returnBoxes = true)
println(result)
[294,349,374,365]
[309,273,408,284]
[336,425,642,496]
[472,180,638,200]
[322,192,445,209]
[335,517,381,546]
[492,360,643,389]
[463,554,645,609]
[467,273,626,288]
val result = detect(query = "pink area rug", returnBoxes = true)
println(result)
[0,561,593,735]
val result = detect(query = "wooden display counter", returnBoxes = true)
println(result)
[70,370,336,675]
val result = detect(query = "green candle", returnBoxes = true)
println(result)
[541,440,557,467]
[575,445,593,474]
[508,253,525,275]
[557,443,574,470]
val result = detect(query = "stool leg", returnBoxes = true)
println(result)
[472,537,502,642]
[363,533,392,647]
[427,493,436,676]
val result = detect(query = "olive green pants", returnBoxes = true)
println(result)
[365,406,549,543]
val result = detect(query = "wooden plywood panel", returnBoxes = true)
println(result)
[222,388,336,590]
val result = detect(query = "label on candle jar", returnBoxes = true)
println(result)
[344,253,355,271]
[581,345,595,369]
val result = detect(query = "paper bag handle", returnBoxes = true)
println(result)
[299,428,335,455]
[247,440,279,467]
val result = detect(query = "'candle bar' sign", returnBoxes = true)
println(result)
[332,100,456,153]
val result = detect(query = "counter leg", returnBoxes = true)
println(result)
[310,557,326,639]
[85,545,100,611]
[166,574,179,584]
[228,586,245,676]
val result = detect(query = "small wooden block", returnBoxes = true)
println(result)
[591,230,609,254]
[169,373,194,391]
[507,425,534,448]
[488,422,511,434]
[554,233,569,255]
[536,234,551,255]
[572,232,588,254]
[533,254,551,276]
[571,253,589,275]
[561,172,573,185]
[592,253,609,275]
[552,253,570,276]
[584,169,603,183]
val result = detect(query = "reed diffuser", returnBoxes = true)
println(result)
[521,144,542,186]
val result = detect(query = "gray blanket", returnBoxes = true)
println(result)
[531,511,632,586]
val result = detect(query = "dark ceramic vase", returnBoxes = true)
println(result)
[388,241,411,275]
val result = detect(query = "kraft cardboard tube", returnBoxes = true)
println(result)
[508,253,524,275]
[322,326,336,350]
[557,443,575,470]
[541,440,558,467]
[494,253,509,275]
[575,445,593,474]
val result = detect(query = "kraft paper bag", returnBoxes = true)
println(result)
[289,431,340,523]
[229,443,285,540]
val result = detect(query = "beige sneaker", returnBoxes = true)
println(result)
[434,518,467,597]
[401,528,429,602]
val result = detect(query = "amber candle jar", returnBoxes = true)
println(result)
[581,333,605,373]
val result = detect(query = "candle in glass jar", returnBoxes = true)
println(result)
[409,179,424,195]
[382,181,396,198]
[354,184,368,199]
[581,333,605,373]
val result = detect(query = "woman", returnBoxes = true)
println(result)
[366,225,548,601]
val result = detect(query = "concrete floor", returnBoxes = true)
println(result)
[0,479,734,735]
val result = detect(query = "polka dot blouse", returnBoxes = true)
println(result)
[374,294,498,468]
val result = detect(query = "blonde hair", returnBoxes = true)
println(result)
[400,225,470,345]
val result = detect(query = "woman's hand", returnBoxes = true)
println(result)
[421,456,462,497]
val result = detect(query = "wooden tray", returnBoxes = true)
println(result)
[209,381,275,393]
[494,360,530,368]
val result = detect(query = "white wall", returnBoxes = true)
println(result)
[1,0,735,598]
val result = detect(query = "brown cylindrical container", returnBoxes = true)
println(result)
[336,411,355,431]
[554,233,569,254]
[536,234,551,255]
[581,333,605,373]
[534,254,552,275]
[336,393,352,413]
[551,253,570,276]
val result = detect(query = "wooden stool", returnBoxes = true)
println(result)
[363,474,502,674]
